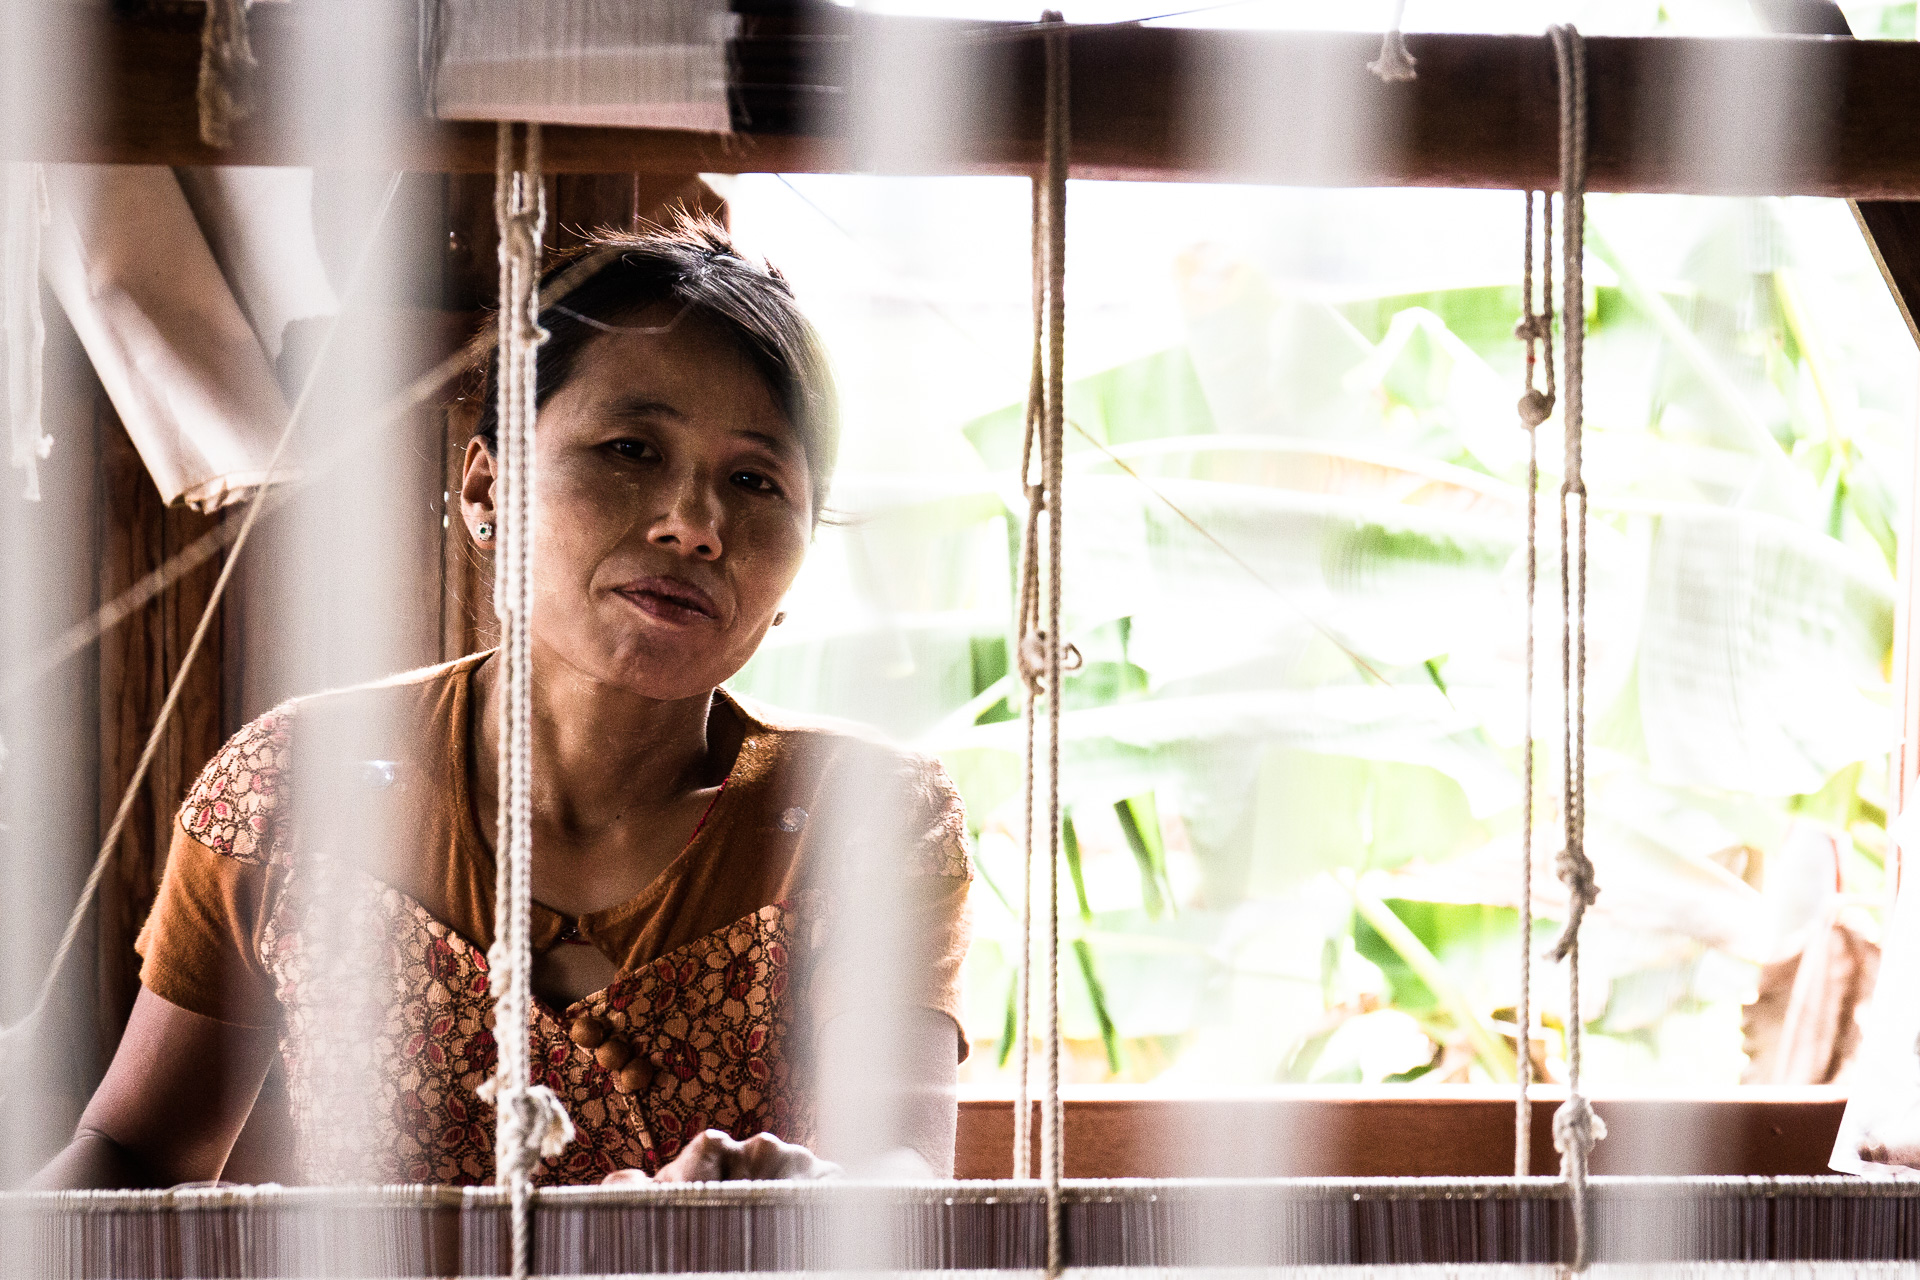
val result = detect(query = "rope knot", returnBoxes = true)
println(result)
[1553,1092,1606,1177]
[1513,312,1551,345]
[1516,388,1554,429]
[1546,838,1599,962]
[479,1079,577,1177]
[1367,29,1417,82]
[1016,632,1082,694]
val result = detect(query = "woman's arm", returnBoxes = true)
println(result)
[28,987,276,1189]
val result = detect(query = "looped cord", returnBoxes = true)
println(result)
[488,120,571,1280]
[1017,633,1083,693]
[1009,13,1071,1278]
[1368,0,1418,81]
[1546,22,1602,1273]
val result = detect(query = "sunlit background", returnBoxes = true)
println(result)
[725,165,1914,1090]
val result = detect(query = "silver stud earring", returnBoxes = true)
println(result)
[476,521,494,542]
[772,611,787,626]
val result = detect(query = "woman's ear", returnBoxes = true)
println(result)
[460,438,498,545]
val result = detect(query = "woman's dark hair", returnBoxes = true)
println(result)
[475,215,839,521]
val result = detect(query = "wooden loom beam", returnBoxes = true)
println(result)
[15,3,1920,200]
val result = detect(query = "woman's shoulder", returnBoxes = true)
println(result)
[720,688,970,880]
[178,654,485,866]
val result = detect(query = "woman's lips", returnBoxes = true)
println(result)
[615,576,719,625]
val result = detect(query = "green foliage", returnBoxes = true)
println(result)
[743,190,1906,1088]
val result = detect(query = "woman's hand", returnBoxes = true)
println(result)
[602,1130,841,1184]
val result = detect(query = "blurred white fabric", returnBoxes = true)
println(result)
[426,0,735,131]
[39,165,301,512]
[3,163,51,501]
[176,167,338,364]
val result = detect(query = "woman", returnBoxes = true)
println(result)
[33,219,972,1189]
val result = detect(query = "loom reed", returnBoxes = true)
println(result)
[10,1178,1920,1276]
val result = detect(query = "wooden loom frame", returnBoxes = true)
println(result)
[17,0,1920,1188]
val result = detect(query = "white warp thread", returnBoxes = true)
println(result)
[1512,186,1553,1180]
[485,120,575,1280]
[3,163,50,501]
[428,0,736,131]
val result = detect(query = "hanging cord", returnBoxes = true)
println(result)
[1546,23,1604,1273]
[1010,174,1043,1184]
[478,120,575,1280]
[1512,187,1554,1179]
[1368,0,1418,82]
[197,0,257,148]
[1042,14,1068,1272]
[1005,11,1072,1275]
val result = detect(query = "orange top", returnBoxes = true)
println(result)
[135,652,972,1184]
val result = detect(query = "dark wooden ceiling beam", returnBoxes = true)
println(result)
[15,3,1920,198]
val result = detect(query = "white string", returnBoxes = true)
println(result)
[1008,11,1071,1273]
[480,119,574,1280]
[5,163,51,501]
[1011,173,1043,1185]
[1546,23,1604,1274]
[1042,13,1068,1271]
[1512,186,1554,1180]
[1368,0,1418,82]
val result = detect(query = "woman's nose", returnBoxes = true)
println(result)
[649,482,723,560]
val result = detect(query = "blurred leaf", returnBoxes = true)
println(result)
[1115,793,1173,918]
[1074,938,1124,1074]
[1638,506,1895,795]
[1063,812,1093,923]
[996,970,1020,1069]
[964,347,1214,470]
[1339,872,1514,1081]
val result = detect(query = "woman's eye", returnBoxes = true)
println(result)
[733,470,780,495]
[607,439,656,461]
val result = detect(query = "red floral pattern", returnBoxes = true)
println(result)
[171,698,962,1187]
[178,707,292,865]
[260,861,811,1186]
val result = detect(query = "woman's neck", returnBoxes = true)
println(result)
[472,646,729,839]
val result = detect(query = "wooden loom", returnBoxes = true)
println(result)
[9,2,1920,1275]
[20,1179,1920,1275]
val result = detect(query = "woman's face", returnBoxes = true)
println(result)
[462,308,813,702]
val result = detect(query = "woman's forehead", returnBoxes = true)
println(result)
[568,319,791,433]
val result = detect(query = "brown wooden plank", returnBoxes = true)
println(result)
[22,4,1920,197]
[956,1092,1850,1179]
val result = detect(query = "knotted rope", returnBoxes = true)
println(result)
[1010,13,1070,1278]
[480,120,575,1280]
[1368,0,1418,82]
[1546,23,1605,1272]
[197,0,257,148]
[1512,185,1553,1179]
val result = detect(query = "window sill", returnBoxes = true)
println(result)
[953,1086,1850,1179]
